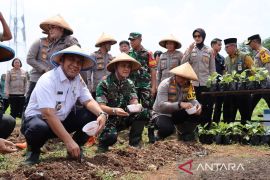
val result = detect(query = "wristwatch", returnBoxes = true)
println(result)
[98,111,108,120]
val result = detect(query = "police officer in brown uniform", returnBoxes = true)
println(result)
[245,34,270,113]
[158,34,183,86]
[181,28,215,125]
[87,33,116,98]
[40,14,80,63]
[223,38,254,124]
[25,31,52,107]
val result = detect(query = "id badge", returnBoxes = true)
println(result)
[237,63,242,71]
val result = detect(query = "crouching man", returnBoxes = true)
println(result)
[96,53,145,152]
[152,62,202,141]
[21,45,107,165]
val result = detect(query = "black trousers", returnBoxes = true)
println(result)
[25,81,36,109]
[9,94,25,118]
[223,95,252,124]
[2,98,9,113]
[194,86,213,124]
[212,96,224,123]
[99,113,146,147]
[0,114,16,139]
[21,107,96,152]
[154,110,199,139]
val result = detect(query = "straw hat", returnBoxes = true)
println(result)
[159,34,182,49]
[50,45,96,71]
[40,14,73,35]
[0,44,15,62]
[170,62,198,81]
[107,53,141,72]
[95,33,117,47]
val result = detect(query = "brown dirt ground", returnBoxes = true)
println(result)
[0,127,270,179]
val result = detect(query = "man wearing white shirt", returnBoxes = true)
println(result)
[21,45,107,165]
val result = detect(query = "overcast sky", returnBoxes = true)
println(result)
[0,0,270,74]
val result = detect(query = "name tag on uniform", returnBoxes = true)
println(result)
[57,91,63,95]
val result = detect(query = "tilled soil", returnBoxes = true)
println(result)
[0,140,208,179]
[144,145,270,180]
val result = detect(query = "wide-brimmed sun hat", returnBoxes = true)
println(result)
[40,14,73,35]
[106,53,141,72]
[95,33,117,47]
[50,45,96,71]
[0,44,15,62]
[170,62,198,81]
[159,34,182,49]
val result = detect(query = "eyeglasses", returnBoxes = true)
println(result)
[193,35,201,38]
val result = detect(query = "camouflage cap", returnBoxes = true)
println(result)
[128,32,142,40]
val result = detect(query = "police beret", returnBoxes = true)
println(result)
[224,38,237,45]
[245,34,261,45]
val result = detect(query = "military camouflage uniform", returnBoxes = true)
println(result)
[128,47,157,143]
[87,50,113,96]
[96,73,145,148]
[128,47,156,119]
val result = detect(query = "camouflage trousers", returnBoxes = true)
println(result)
[98,112,146,147]
[136,87,155,129]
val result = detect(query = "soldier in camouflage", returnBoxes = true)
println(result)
[96,53,144,152]
[128,32,157,143]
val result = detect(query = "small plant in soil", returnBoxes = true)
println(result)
[206,72,221,91]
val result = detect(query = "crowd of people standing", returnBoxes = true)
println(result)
[0,12,269,165]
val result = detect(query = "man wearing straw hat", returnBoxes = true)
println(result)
[40,14,80,62]
[87,33,117,98]
[96,53,145,152]
[0,44,16,143]
[157,34,183,86]
[152,62,202,141]
[128,32,157,143]
[21,45,107,165]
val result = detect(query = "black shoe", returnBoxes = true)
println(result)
[24,150,41,165]
[148,128,156,144]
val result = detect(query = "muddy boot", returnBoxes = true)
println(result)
[148,128,156,144]
[24,147,41,165]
